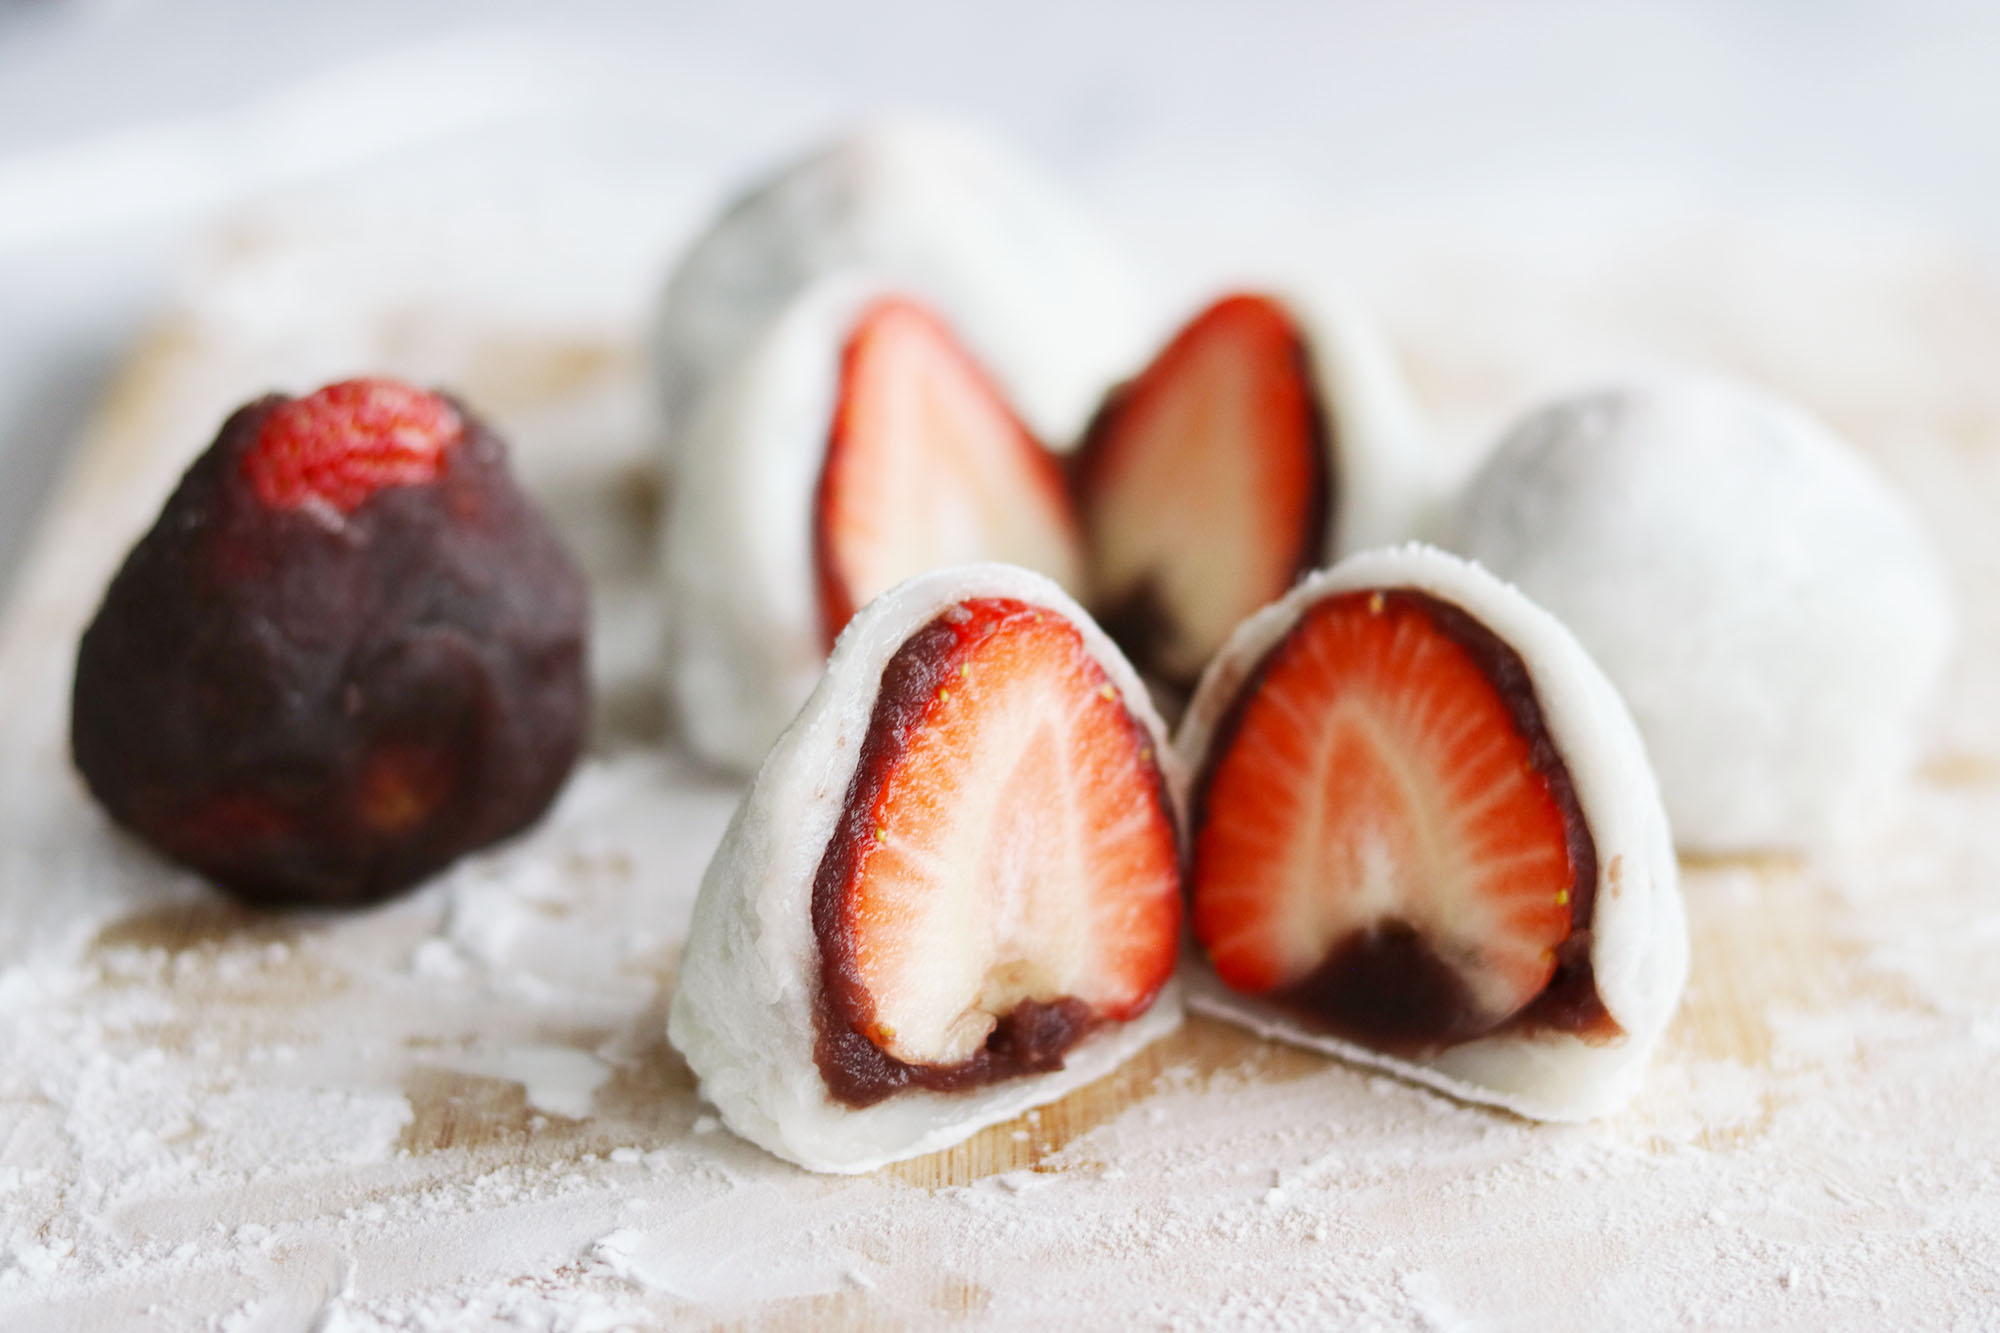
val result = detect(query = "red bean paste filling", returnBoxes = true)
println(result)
[1073,323,1333,701]
[1194,589,1619,1055]
[810,604,1172,1109]
[70,396,587,909]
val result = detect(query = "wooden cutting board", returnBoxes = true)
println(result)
[3,214,1997,1329]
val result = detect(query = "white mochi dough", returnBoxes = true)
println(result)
[662,272,1093,772]
[668,563,1185,1174]
[653,117,1147,456]
[661,272,876,772]
[1445,376,1955,854]
[1271,281,1440,558]
[1176,545,1688,1121]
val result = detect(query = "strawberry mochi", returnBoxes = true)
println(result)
[653,118,1147,457]
[663,276,1085,772]
[1177,545,1686,1121]
[72,379,587,908]
[1074,287,1436,694]
[669,564,1184,1173]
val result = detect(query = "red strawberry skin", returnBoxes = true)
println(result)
[812,598,1181,1107]
[815,300,1083,647]
[1190,588,1613,1052]
[1074,293,1329,691]
[71,386,587,908]
[242,378,464,513]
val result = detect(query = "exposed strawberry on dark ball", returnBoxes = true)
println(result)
[71,377,589,909]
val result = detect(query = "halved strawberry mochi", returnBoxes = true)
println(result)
[1074,294,1329,691]
[814,596,1181,1106]
[816,298,1084,645]
[667,564,1186,1172]
[662,279,1091,776]
[1177,546,1687,1120]
[1192,585,1601,1047]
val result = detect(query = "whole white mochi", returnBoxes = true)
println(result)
[653,117,1147,454]
[1177,544,1687,1121]
[668,563,1185,1174]
[1447,377,1955,855]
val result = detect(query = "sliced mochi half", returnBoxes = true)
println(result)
[1177,544,1686,1120]
[1073,286,1436,693]
[654,117,1147,456]
[669,563,1185,1173]
[663,274,1085,771]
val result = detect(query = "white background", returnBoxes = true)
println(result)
[4,0,1999,594]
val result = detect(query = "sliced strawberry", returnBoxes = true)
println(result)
[1191,588,1597,1049]
[814,301,1085,646]
[1074,294,1328,691]
[813,597,1181,1107]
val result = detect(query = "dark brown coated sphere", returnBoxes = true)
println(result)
[71,386,588,908]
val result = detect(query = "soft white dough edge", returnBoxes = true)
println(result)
[668,562,1187,1174]
[1289,284,1443,558]
[1175,544,1688,1121]
[661,271,897,772]
[652,116,1148,455]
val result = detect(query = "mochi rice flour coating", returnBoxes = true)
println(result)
[1447,376,1955,855]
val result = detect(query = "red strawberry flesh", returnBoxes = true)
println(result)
[813,598,1182,1107]
[1075,293,1329,691]
[242,378,464,513]
[814,300,1084,646]
[1191,588,1615,1051]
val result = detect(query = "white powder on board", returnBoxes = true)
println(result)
[1,179,1998,1330]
